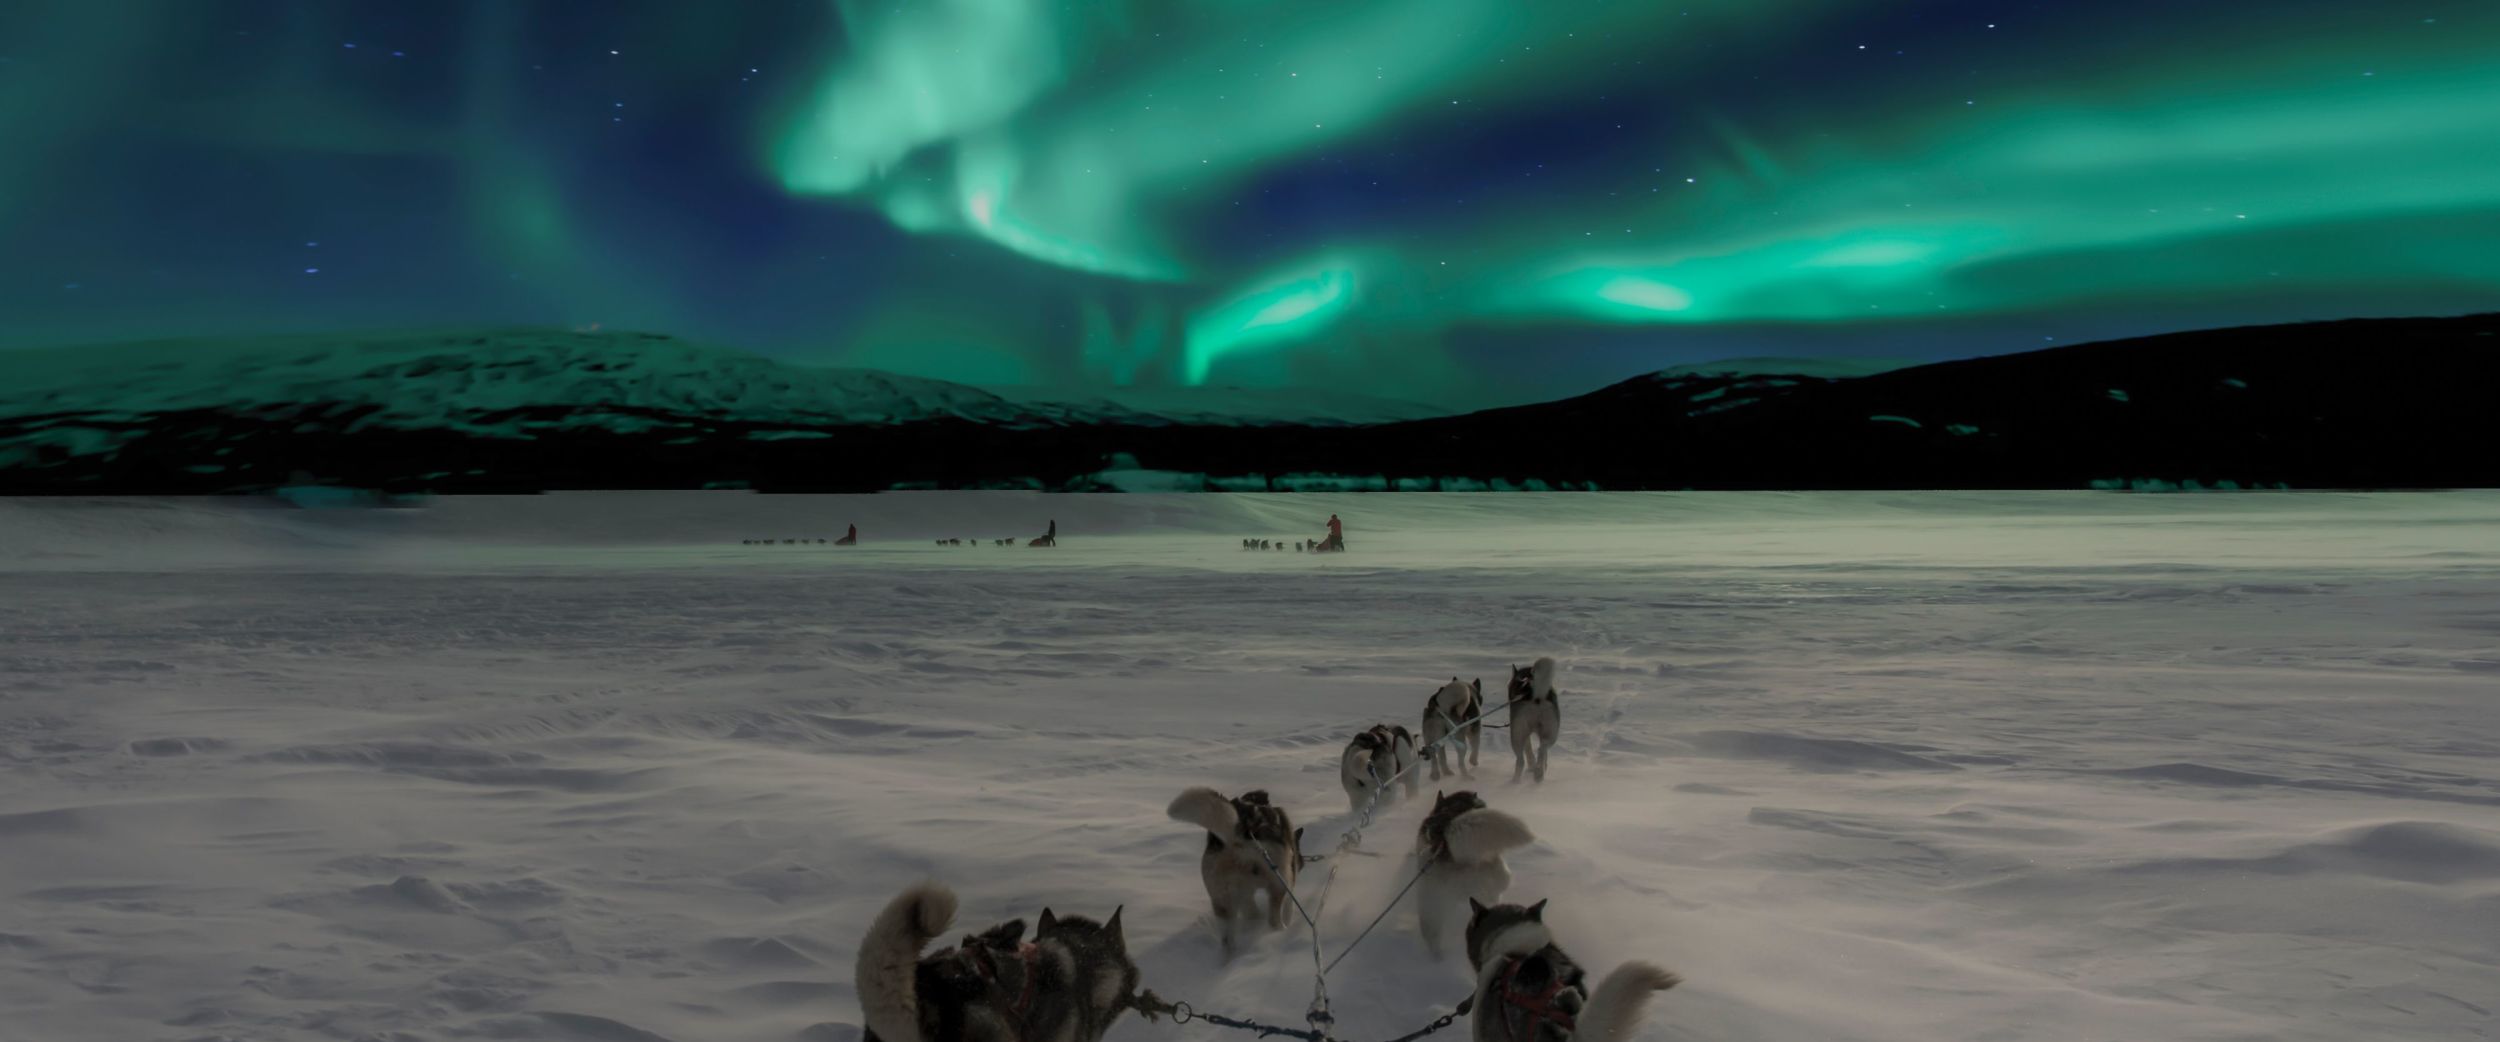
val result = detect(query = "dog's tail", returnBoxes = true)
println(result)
[856,882,957,1042]
[1530,656,1558,699]
[1442,808,1534,863]
[1167,786,1240,838]
[1573,961,1680,1042]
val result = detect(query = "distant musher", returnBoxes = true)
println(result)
[1314,513,1346,552]
[834,523,857,546]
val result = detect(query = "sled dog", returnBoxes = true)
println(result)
[1463,898,1678,1042]
[1168,787,1306,956]
[1414,790,1534,958]
[1423,677,1485,781]
[1505,658,1561,784]
[1341,723,1421,814]
[856,882,1140,1042]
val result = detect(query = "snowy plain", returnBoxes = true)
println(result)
[2,491,2496,1042]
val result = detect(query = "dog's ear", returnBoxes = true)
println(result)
[1037,908,1057,932]
[1468,897,1488,917]
[1527,899,1548,921]
[1294,826,1306,847]
[1435,789,1444,802]
[1105,906,1125,946]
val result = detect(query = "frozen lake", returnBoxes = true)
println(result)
[3,492,2496,1042]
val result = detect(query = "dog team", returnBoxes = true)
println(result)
[856,656,1678,1042]
[738,521,1060,549]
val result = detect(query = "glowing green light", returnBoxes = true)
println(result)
[1183,262,1358,384]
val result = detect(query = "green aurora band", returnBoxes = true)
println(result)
[769,1,2500,388]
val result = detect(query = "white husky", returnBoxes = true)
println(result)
[1505,658,1562,784]
[1413,790,1536,958]
[1341,723,1421,815]
[1422,677,1484,781]
[1167,787,1304,958]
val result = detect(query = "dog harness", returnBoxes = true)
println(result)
[1496,953,1578,1038]
[965,941,1041,1038]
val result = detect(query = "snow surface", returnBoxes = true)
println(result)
[3,492,2497,1042]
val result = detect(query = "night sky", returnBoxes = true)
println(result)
[3,1,2494,408]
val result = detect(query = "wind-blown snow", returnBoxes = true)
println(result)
[2,492,2496,1042]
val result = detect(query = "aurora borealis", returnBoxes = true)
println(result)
[3,1,2495,408]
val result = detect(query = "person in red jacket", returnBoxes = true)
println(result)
[835,523,857,546]
[1319,513,1345,552]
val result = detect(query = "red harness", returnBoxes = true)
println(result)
[1499,954,1577,1034]
[965,941,1041,1036]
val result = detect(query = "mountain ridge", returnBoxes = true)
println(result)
[4,314,2493,493]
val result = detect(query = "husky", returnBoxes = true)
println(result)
[1341,723,1421,814]
[1168,787,1306,957]
[1413,790,1535,958]
[1505,659,1562,784]
[1030,521,1058,548]
[1423,677,1485,781]
[1463,899,1679,1042]
[856,882,1141,1042]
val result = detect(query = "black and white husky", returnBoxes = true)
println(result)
[1414,790,1535,958]
[1341,723,1421,814]
[1463,899,1679,1042]
[1168,787,1306,957]
[1505,658,1562,784]
[856,882,1141,1042]
[1423,677,1485,781]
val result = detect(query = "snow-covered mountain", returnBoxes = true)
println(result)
[1,329,1115,435]
[6,314,2494,493]
[988,383,1451,425]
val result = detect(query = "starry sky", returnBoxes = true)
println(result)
[3,1,2494,409]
